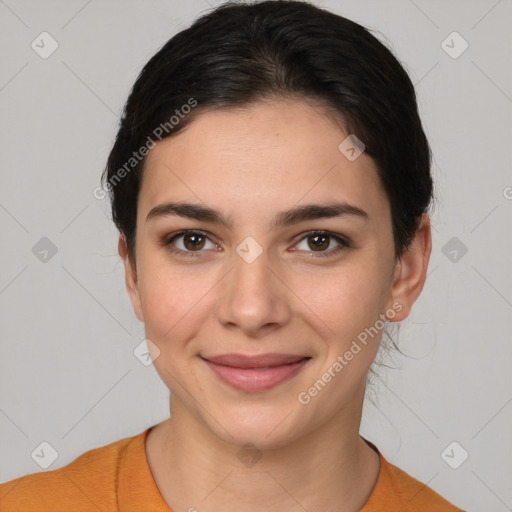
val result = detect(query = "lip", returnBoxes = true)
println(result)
[201,353,311,392]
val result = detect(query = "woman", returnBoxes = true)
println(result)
[0,1,464,510]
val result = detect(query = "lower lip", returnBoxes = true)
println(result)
[203,358,310,392]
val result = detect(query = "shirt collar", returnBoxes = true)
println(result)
[117,428,389,511]
[117,427,172,511]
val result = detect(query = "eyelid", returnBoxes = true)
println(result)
[162,229,351,258]
[160,230,220,256]
[288,230,351,259]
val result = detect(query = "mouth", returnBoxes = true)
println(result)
[200,353,312,392]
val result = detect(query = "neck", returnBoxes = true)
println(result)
[146,389,380,512]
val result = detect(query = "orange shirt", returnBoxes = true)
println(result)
[0,427,463,511]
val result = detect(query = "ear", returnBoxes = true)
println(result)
[385,213,432,322]
[118,235,144,323]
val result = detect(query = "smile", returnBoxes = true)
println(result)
[201,353,311,392]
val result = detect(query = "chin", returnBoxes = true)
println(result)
[207,404,306,451]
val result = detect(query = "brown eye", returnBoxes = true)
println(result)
[163,230,218,257]
[294,231,350,257]
[307,234,330,251]
[182,233,206,251]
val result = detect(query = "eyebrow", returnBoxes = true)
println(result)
[146,201,369,230]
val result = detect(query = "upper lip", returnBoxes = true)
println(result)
[201,353,310,369]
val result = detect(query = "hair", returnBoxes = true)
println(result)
[101,0,433,269]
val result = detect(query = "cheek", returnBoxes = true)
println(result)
[136,259,219,346]
[292,261,387,336]
[139,273,203,385]
[139,274,176,332]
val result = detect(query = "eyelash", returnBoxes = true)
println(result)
[160,230,352,259]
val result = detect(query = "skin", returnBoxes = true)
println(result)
[119,99,432,512]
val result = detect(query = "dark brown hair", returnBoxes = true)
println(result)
[102,0,433,267]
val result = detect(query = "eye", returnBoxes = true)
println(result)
[162,230,219,258]
[161,229,351,259]
[293,231,351,257]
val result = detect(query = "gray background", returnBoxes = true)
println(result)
[1,0,511,510]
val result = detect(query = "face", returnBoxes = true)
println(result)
[120,99,431,449]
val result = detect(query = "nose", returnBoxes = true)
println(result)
[214,247,292,338]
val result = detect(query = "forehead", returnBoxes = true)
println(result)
[138,100,388,223]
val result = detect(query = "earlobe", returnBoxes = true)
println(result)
[118,235,144,323]
[386,214,432,322]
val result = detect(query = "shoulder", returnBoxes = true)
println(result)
[0,429,148,512]
[363,450,464,511]
[383,457,463,510]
